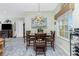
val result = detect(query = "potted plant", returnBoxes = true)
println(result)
[37,27,43,32]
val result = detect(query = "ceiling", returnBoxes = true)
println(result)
[0,3,59,17]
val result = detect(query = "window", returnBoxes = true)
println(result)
[58,10,73,39]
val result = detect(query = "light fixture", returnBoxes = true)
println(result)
[34,3,44,22]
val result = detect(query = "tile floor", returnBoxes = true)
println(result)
[3,38,68,56]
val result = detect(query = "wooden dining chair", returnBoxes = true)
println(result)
[46,31,55,51]
[51,31,55,51]
[26,31,31,46]
[34,33,47,55]
[26,31,35,47]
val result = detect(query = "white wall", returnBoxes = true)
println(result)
[73,4,79,28]
[25,12,54,33]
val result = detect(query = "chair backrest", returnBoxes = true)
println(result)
[26,31,31,39]
[35,33,46,40]
[26,31,31,35]
[53,31,55,41]
[51,31,55,41]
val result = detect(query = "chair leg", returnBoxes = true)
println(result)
[51,42,55,51]
[43,48,46,56]
[26,45,28,50]
[36,53,37,56]
[44,52,46,56]
[26,41,29,50]
[27,40,30,46]
[53,44,55,51]
[44,51,46,56]
[36,50,37,56]
[53,48,55,51]
[29,40,30,46]
[51,42,52,47]
[24,38,25,43]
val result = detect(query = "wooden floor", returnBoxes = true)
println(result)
[3,38,68,56]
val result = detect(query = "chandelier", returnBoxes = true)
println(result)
[34,3,44,22]
[34,16,44,22]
